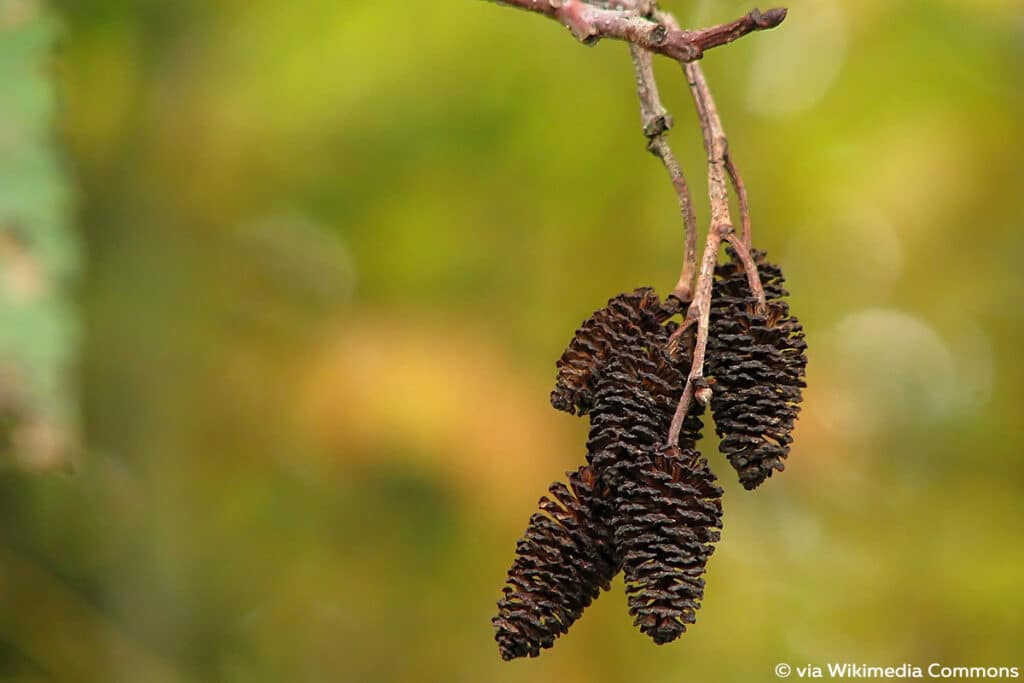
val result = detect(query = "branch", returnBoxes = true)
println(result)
[628,44,697,306]
[486,0,787,447]
[490,1,787,64]
[726,233,766,306]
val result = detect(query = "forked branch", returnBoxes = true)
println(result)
[486,0,786,448]
[491,1,786,64]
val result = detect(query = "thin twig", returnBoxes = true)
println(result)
[628,44,697,306]
[490,1,786,64]
[725,156,752,247]
[726,233,767,310]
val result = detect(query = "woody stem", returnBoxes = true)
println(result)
[628,44,698,307]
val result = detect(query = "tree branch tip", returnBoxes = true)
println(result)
[754,7,788,29]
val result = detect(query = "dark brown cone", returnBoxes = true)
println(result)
[493,465,618,660]
[551,288,670,416]
[705,249,807,489]
[614,445,723,644]
[585,342,702,480]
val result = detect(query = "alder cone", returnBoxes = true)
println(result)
[614,445,723,644]
[585,341,702,481]
[571,289,703,483]
[705,249,807,489]
[493,465,617,660]
[551,288,670,416]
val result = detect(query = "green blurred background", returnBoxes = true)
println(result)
[2,0,1023,680]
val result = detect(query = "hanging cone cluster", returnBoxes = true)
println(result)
[488,0,802,663]
[495,266,807,658]
[705,248,807,490]
[495,289,718,658]
[493,262,808,656]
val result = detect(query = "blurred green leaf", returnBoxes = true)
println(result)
[0,0,79,470]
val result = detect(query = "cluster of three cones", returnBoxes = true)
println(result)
[493,251,807,660]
